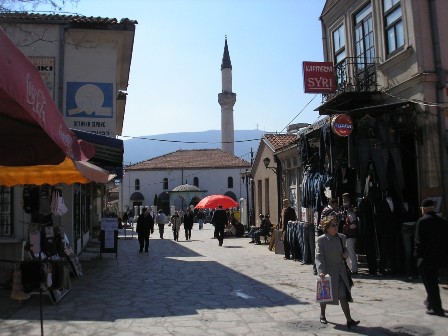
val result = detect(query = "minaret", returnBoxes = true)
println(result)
[218,36,236,155]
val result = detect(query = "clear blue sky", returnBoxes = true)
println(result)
[25,0,327,136]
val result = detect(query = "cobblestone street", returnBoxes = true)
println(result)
[1,224,447,335]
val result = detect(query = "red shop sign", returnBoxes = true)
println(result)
[331,114,353,137]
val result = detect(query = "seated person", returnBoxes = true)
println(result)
[248,214,264,243]
[253,215,271,245]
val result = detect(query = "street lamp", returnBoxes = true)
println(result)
[240,169,251,232]
[263,157,277,173]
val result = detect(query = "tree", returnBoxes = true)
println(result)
[0,0,79,13]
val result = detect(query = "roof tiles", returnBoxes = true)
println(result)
[126,149,250,171]
[264,134,298,151]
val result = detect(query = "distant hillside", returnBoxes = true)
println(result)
[123,129,266,165]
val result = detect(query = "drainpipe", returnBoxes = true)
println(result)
[428,0,448,216]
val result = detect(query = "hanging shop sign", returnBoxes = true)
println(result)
[303,61,336,93]
[331,114,353,137]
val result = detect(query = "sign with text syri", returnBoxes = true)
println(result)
[303,61,336,94]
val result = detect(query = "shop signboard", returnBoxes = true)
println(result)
[331,114,353,137]
[303,61,336,93]
[100,217,118,259]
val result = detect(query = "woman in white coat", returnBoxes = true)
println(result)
[315,215,360,329]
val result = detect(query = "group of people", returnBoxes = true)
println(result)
[135,205,230,249]
[135,207,195,251]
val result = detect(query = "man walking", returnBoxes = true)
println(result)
[212,204,227,246]
[136,207,154,253]
[182,207,194,240]
[414,198,447,316]
[156,209,167,239]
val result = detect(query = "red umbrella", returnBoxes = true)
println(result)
[195,195,238,209]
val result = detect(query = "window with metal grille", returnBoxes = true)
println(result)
[163,178,168,190]
[135,179,140,191]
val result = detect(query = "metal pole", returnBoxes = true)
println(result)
[245,179,250,232]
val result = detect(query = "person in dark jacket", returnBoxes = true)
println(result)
[253,214,271,245]
[414,198,447,316]
[182,207,194,240]
[212,204,227,246]
[280,199,297,260]
[136,208,154,253]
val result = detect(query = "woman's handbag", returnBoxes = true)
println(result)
[339,237,354,288]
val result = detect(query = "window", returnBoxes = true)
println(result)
[354,3,376,90]
[355,3,375,68]
[264,179,270,216]
[163,178,168,190]
[384,0,404,55]
[0,186,12,236]
[227,177,233,188]
[135,179,140,191]
[193,177,199,187]
[333,24,346,86]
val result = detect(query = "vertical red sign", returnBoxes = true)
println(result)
[303,61,336,93]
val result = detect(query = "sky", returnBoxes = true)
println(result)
[23,0,327,137]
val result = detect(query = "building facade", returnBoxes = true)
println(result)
[0,13,135,276]
[120,149,250,215]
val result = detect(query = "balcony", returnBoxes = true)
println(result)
[322,57,380,104]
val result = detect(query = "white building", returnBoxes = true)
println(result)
[120,149,250,214]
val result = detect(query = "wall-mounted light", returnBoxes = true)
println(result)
[263,157,277,173]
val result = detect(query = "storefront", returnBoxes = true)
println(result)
[294,98,421,276]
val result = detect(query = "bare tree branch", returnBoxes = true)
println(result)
[1,0,79,13]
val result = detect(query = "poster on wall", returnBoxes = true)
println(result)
[65,82,115,136]
[30,57,55,99]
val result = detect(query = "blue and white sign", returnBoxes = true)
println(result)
[66,82,113,118]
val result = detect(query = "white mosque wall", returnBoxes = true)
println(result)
[119,167,247,212]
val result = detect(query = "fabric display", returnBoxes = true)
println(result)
[300,166,332,211]
[51,188,68,216]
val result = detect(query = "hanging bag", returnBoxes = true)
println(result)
[316,274,333,302]
[339,236,354,288]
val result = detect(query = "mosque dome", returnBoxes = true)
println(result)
[172,184,200,192]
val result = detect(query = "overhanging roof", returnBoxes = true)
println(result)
[72,129,123,168]
[315,92,410,115]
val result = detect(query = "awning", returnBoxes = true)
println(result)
[0,157,115,187]
[0,28,95,166]
[72,129,124,179]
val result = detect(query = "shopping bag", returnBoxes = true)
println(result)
[316,274,333,303]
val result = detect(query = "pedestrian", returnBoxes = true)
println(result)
[197,209,205,230]
[253,214,271,245]
[247,214,264,243]
[315,215,360,328]
[212,204,227,246]
[280,199,297,260]
[136,207,154,253]
[122,210,129,228]
[156,209,167,239]
[414,198,447,316]
[341,193,358,274]
[171,211,182,241]
[182,207,194,240]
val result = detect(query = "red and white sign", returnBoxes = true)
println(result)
[331,114,353,137]
[303,61,336,93]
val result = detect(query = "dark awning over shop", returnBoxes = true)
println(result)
[315,92,411,116]
[72,129,124,179]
